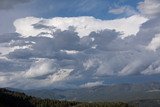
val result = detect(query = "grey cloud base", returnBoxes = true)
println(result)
[0,27,160,89]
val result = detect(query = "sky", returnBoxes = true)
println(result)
[1,0,160,89]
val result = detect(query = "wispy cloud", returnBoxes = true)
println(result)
[109,5,137,16]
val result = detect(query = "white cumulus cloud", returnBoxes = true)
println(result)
[14,15,147,38]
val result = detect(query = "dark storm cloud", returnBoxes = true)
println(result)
[7,49,33,59]
[89,29,119,51]
[0,59,31,72]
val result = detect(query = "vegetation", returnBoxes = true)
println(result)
[0,88,134,107]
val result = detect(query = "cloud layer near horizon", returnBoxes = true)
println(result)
[1,0,160,89]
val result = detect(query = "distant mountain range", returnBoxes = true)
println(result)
[4,82,160,107]
[21,82,160,102]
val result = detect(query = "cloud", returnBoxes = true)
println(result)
[14,15,147,38]
[0,33,20,43]
[83,58,100,71]
[0,58,31,72]
[89,29,119,50]
[0,34,33,58]
[109,6,137,16]
[0,58,74,89]
[138,0,160,18]
[48,68,73,82]
[7,49,33,59]
[92,50,154,77]
[0,26,159,89]
[0,0,32,10]
[14,17,46,37]
[25,58,58,78]
[80,81,103,88]
[1,0,160,89]
[135,0,160,50]
[75,0,101,13]
[142,60,160,75]
[146,33,160,51]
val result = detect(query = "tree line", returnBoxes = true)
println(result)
[0,88,134,107]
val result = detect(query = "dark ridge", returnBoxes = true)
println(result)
[0,88,133,107]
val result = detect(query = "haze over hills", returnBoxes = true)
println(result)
[3,82,160,107]
[9,82,160,102]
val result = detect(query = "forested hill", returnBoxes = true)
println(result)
[0,88,133,107]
